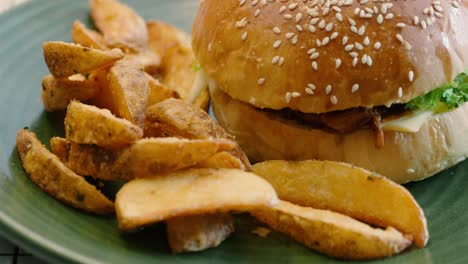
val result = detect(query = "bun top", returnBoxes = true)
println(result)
[192,0,468,113]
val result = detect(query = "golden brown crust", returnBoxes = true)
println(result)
[211,85,468,184]
[193,0,468,113]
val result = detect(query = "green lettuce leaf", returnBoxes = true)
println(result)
[405,72,468,114]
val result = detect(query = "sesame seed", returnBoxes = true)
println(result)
[258,78,265,85]
[285,32,295,39]
[307,48,316,55]
[377,14,383,24]
[285,92,292,103]
[349,52,358,58]
[278,57,285,66]
[352,57,358,67]
[363,36,370,46]
[355,42,363,50]
[325,22,334,32]
[291,92,301,98]
[336,58,342,69]
[330,95,338,105]
[249,97,256,104]
[397,23,406,28]
[292,35,298,44]
[322,37,330,46]
[352,83,359,93]
[254,9,261,17]
[345,44,354,51]
[273,40,282,48]
[295,13,303,22]
[331,32,339,39]
[336,13,343,21]
[239,0,246,7]
[305,88,314,95]
[398,87,403,98]
[358,25,366,35]
[310,18,319,25]
[283,14,292,20]
[296,25,303,31]
[279,6,287,14]
[273,27,281,34]
[288,3,298,10]
[374,41,381,49]
[326,85,332,95]
[272,56,280,64]
[409,71,414,82]
[241,31,248,40]
[342,36,349,45]
[318,19,326,29]
[414,16,420,25]
[310,52,319,59]
[309,25,316,33]
[308,83,316,90]
[312,61,318,71]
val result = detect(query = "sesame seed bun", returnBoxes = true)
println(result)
[210,84,468,184]
[193,0,468,113]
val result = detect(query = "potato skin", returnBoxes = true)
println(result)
[16,130,114,215]
[252,201,412,260]
[65,101,143,149]
[253,160,428,248]
[43,41,123,78]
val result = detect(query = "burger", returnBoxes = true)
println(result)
[192,0,468,183]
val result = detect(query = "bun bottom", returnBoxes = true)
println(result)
[210,84,468,184]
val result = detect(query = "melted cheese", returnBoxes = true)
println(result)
[382,111,433,133]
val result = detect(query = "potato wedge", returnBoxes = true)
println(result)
[147,20,189,58]
[112,138,236,179]
[253,160,428,248]
[252,200,412,260]
[146,73,180,106]
[166,214,235,253]
[43,41,123,78]
[65,101,143,149]
[72,20,108,50]
[90,0,148,52]
[65,142,119,181]
[16,130,113,214]
[144,98,252,170]
[196,152,244,170]
[50,137,69,162]
[170,148,240,254]
[161,44,197,101]
[106,60,149,126]
[115,168,278,230]
[41,74,101,112]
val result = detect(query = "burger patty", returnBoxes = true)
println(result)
[267,104,407,148]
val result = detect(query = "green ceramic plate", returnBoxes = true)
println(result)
[0,0,467,263]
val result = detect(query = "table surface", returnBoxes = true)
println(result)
[0,2,47,264]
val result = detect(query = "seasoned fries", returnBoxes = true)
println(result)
[16,130,114,214]
[144,99,251,169]
[41,74,101,111]
[65,101,143,149]
[112,138,236,179]
[107,60,149,126]
[115,168,278,230]
[90,0,148,52]
[17,0,431,259]
[253,160,428,248]
[252,200,412,260]
[43,41,123,78]
[72,20,108,50]
[167,214,235,253]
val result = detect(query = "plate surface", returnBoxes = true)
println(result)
[0,0,467,263]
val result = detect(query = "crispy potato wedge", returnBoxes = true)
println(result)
[144,99,252,170]
[115,168,278,230]
[43,41,123,78]
[112,137,236,179]
[196,152,244,170]
[16,130,113,214]
[50,137,69,162]
[147,20,189,58]
[161,44,197,101]
[106,60,149,126]
[65,101,143,149]
[72,20,108,50]
[253,160,428,248]
[169,142,239,254]
[252,200,412,260]
[167,214,235,253]
[90,0,148,52]
[65,142,118,181]
[41,74,101,112]
[146,73,180,106]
